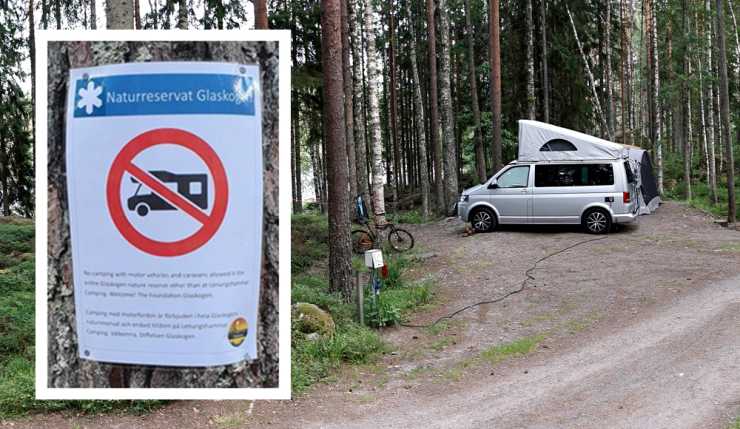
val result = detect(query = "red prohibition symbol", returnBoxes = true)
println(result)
[106,128,228,257]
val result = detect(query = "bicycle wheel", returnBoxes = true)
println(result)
[387,228,414,252]
[351,229,374,254]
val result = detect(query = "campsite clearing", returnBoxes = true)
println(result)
[7,201,740,428]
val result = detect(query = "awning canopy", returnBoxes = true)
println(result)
[517,120,627,161]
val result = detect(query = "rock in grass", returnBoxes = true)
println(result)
[292,303,335,336]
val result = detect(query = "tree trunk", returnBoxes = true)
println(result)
[705,0,718,203]
[389,5,401,203]
[407,2,430,220]
[715,0,736,225]
[605,0,615,139]
[321,0,353,300]
[540,0,549,123]
[340,0,358,202]
[292,104,303,213]
[90,0,96,29]
[427,0,444,213]
[438,0,457,213]
[464,0,485,183]
[254,0,268,29]
[647,0,664,194]
[134,0,141,28]
[682,3,692,201]
[106,0,133,28]
[29,0,36,170]
[365,0,386,224]
[47,41,279,388]
[620,0,631,142]
[489,0,502,172]
[350,0,370,209]
[176,0,188,29]
[525,0,535,119]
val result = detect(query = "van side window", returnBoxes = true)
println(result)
[535,164,614,187]
[624,161,636,184]
[496,166,530,188]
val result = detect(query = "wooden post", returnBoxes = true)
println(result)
[355,270,364,325]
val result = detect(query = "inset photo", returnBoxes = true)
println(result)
[35,30,290,400]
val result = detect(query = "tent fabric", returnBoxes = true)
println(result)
[627,149,661,214]
[517,120,627,161]
[517,120,661,214]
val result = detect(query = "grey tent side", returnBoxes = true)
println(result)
[625,147,660,214]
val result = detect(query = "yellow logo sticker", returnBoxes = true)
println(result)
[228,317,248,347]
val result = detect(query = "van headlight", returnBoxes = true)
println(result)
[459,194,469,203]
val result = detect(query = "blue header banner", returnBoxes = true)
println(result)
[73,73,256,118]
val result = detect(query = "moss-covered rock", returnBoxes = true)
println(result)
[292,303,335,336]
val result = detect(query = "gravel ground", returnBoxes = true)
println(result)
[7,201,740,429]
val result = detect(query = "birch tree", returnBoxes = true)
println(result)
[364,0,386,224]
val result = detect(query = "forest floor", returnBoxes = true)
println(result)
[6,201,740,429]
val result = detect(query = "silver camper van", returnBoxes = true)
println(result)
[457,121,640,234]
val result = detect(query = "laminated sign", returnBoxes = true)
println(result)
[65,62,263,367]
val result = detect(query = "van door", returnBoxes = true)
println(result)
[489,165,531,224]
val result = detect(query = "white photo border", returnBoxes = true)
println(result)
[35,29,291,400]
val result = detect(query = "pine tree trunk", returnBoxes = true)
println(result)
[438,0,457,212]
[340,0,358,202]
[645,0,663,194]
[254,0,268,29]
[28,0,36,169]
[605,0,615,139]
[365,0,386,224]
[464,0,485,183]
[134,0,141,28]
[47,41,279,388]
[705,0,718,203]
[321,0,353,300]
[90,0,97,29]
[350,0,370,209]
[408,2,430,220]
[540,0,549,123]
[426,0,444,214]
[525,0,535,119]
[715,0,736,225]
[489,0,502,172]
[176,0,187,28]
[106,0,134,28]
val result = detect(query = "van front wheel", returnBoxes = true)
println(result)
[583,208,611,234]
[470,207,497,232]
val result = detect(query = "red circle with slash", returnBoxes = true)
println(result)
[106,128,228,257]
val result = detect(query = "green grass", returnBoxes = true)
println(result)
[729,417,740,429]
[480,335,545,365]
[291,214,435,392]
[0,220,166,419]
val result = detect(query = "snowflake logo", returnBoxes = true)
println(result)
[77,81,103,115]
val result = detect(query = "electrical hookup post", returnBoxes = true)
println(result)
[64,62,263,367]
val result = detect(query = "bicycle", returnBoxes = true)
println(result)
[351,219,415,254]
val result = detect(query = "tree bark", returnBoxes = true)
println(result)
[389,5,401,204]
[646,0,664,194]
[47,41,279,388]
[134,0,141,28]
[321,0,353,300]
[176,0,187,29]
[340,0,358,202]
[715,0,736,225]
[407,1,430,220]
[464,0,485,183]
[365,0,386,224]
[427,0,444,213]
[255,0,268,29]
[525,0,535,119]
[605,0,615,139]
[438,0,457,213]
[705,0,718,203]
[90,0,97,29]
[28,0,36,170]
[540,0,549,123]
[106,0,134,28]
[489,0,502,173]
[350,0,370,209]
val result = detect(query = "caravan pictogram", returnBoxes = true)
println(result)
[106,128,229,257]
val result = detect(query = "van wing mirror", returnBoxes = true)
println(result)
[487,180,499,189]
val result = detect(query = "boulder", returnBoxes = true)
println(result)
[292,303,335,336]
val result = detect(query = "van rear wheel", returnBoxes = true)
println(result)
[470,207,497,233]
[583,208,611,234]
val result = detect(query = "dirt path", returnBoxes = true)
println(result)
[8,202,740,429]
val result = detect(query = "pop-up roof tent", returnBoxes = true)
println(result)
[517,120,660,213]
